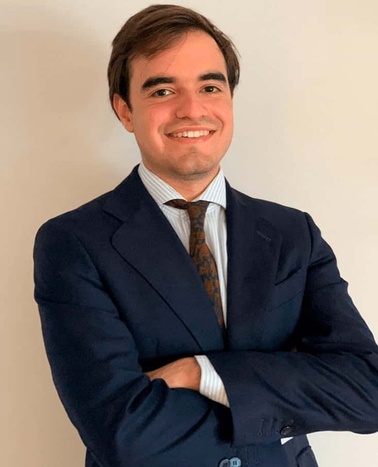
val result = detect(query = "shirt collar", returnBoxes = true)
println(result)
[138,162,227,209]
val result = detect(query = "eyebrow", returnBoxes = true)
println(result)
[141,72,227,92]
[199,72,227,83]
[141,76,175,91]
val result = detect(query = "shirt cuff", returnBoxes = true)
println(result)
[281,437,293,444]
[194,355,230,407]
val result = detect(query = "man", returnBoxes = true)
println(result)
[34,5,378,467]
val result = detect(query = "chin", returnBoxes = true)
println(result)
[173,162,220,180]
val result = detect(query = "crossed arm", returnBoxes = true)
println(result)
[146,357,201,391]
[34,214,378,466]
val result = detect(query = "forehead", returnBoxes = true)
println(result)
[129,31,227,84]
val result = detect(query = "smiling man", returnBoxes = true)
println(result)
[34,5,378,467]
[113,29,234,200]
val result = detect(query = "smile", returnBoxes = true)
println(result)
[168,130,213,139]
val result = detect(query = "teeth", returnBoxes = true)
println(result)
[171,130,211,138]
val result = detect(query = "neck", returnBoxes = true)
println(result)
[166,180,212,201]
[143,165,220,201]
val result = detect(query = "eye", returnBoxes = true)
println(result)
[203,85,221,93]
[152,89,173,97]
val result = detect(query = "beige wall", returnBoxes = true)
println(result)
[1,0,377,465]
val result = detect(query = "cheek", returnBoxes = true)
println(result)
[145,101,172,120]
[133,114,156,139]
[215,101,233,124]
[219,109,234,138]
[143,110,170,137]
[133,116,168,153]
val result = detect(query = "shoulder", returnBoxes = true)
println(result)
[229,186,310,227]
[228,187,330,270]
[35,166,142,240]
[36,190,115,239]
[227,186,323,256]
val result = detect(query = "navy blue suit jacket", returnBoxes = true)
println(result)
[34,166,378,467]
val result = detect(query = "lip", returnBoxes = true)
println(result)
[167,126,215,133]
[165,130,215,144]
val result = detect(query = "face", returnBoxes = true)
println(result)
[113,31,234,190]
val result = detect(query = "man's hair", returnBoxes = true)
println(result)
[107,4,240,114]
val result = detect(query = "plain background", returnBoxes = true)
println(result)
[1,0,377,466]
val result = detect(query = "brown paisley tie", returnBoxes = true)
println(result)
[166,199,225,329]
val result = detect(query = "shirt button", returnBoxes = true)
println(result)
[280,425,293,436]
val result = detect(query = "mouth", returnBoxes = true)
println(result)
[166,130,215,140]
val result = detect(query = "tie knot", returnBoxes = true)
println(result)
[165,199,210,222]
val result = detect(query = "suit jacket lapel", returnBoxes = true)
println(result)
[102,167,224,351]
[226,184,282,349]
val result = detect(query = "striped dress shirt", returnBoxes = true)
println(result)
[138,162,229,406]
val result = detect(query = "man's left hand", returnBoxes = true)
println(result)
[146,357,201,391]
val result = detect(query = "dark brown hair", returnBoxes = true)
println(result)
[107,4,240,114]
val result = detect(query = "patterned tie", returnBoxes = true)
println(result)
[166,199,225,329]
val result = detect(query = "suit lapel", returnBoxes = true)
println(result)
[102,167,224,351]
[226,185,282,349]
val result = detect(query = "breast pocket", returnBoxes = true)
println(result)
[268,268,304,312]
[260,268,305,348]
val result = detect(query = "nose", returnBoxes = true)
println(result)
[175,91,208,120]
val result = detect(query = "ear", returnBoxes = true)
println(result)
[113,94,134,132]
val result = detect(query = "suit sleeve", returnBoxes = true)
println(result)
[207,213,378,446]
[34,221,233,467]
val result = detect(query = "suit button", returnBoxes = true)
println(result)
[218,458,242,467]
[230,458,242,467]
[280,425,293,436]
